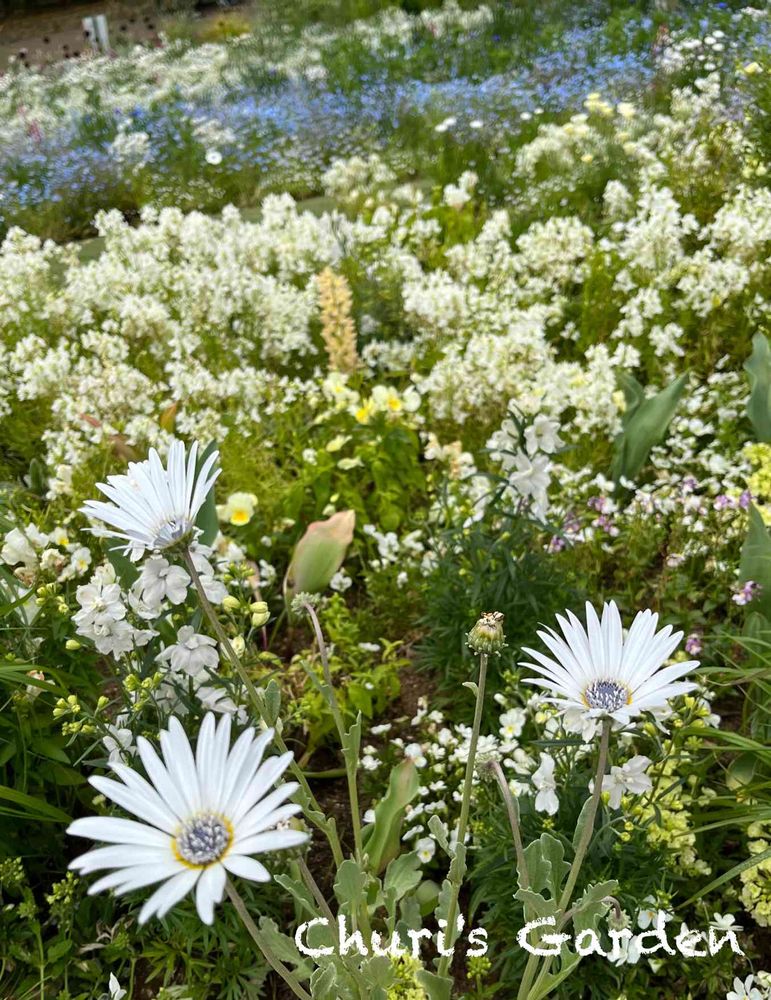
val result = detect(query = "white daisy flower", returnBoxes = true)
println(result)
[81,440,220,561]
[520,601,699,734]
[68,713,307,925]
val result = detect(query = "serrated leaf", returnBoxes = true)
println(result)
[414,970,453,1000]
[428,814,450,855]
[515,888,559,920]
[334,858,367,910]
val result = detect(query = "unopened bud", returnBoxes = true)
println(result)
[222,596,241,612]
[251,601,270,628]
[65,639,81,651]
[467,611,506,655]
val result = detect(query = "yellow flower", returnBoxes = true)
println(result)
[743,62,763,75]
[354,399,376,424]
[217,492,258,526]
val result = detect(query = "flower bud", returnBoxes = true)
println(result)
[251,602,270,628]
[222,596,241,612]
[467,611,506,655]
[232,635,246,657]
[65,639,81,651]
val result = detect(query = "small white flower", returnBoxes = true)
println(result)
[601,755,652,809]
[140,556,190,608]
[69,714,307,925]
[726,975,763,1000]
[415,837,436,864]
[404,743,427,768]
[103,725,135,765]
[157,626,219,678]
[531,753,559,815]
[499,708,526,741]
[205,149,223,166]
[637,898,671,930]
[108,974,127,1000]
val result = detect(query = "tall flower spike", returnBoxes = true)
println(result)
[81,439,219,560]
[520,601,699,735]
[68,713,308,925]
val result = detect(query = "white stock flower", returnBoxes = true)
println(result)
[69,714,307,925]
[140,557,191,608]
[520,601,699,734]
[157,626,219,678]
[726,975,763,1000]
[531,752,559,815]
[415,836,436,864]
[601,754,652,808]
[81,440,220,560]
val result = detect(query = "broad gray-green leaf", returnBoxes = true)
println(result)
[362,759,419,874]
[739,505,771,620]
[384,851,422,902]
[610,372,688,484]
[745,332,771,442]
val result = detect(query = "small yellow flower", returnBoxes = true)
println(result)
[743,61,763,75]
[217,492,258,527]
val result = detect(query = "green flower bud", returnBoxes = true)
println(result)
[467,611,506,655]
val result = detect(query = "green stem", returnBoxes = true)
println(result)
[490,758,529,888]
[226,878,311,1000]
[302,601,370,940]
[517,719,612,1000]
[303,601,364,864]
[184,549,344,867]
[437,652,488,979]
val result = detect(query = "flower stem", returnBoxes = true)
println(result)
[436,651,488,980]
[303,600,364,864]
[557,719,611,913]
[490,758,529,888]
[225,878,311,1000]
[516,719,612,1000]
[183,549,344,867]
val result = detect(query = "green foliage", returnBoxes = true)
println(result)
[419,509,579,695]
[610,372,688,485]
[745,333,771,443]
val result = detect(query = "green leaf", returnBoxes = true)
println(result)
[529,951,581,1000]
[740,505,771,620]
[414,970,453,1000]
[745,332,771,442]
[310,963,337,1000]
[428,814,450,856]
[362,759,419,874]
[195,440,220,545]
[283,510,356,604]
[384,851,422,906]
[610,372,688,484]
[682,846,771,907]
[515,888,558,920]
[256,917,311,978]
[263,678,282,726]
[571,880,617,934]
[334,858,368,910]
[0,785,70,823]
